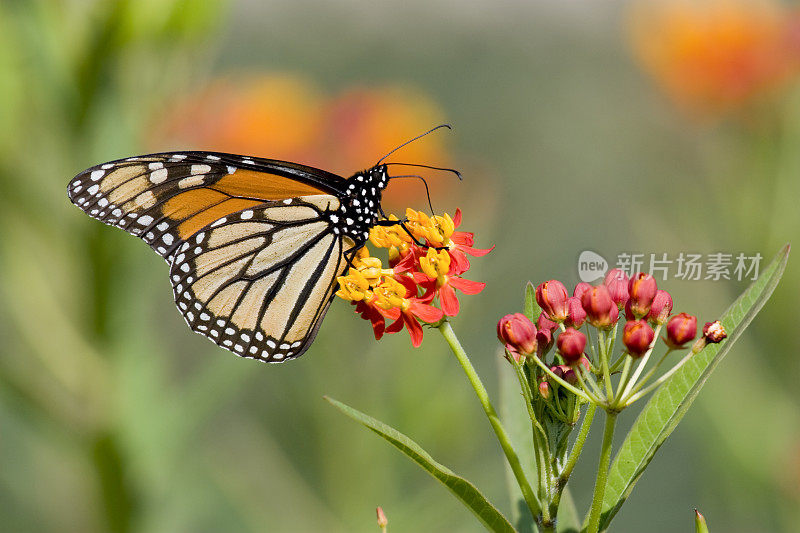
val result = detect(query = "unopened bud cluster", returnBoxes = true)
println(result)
[497,270,727,410]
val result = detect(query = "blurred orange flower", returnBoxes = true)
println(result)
[154,73,451,208]
[628,0,800,117]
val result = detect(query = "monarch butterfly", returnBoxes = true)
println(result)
[67,126,454,363]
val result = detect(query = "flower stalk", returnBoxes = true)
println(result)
[586,410,618,533]
[437,320,542,521]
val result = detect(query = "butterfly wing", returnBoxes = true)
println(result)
[169,195,356,362]
[67,151,346,261]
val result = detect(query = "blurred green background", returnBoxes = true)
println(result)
[1,1,799,531]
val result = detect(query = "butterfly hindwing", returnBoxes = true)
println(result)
[169,196,356,362]
[67,151,345,262]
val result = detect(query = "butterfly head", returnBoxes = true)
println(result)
[336,164,389,242]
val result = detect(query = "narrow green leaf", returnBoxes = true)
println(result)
[694,509,709,533]
[325,396,516,533]
[598,245,789,530]
[524,282,542,323]
[498,357,536,533]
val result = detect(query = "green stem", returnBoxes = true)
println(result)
[623,348,696,405]
[613,355,633,404]
[617,325,663,403]
[586,411,618,533]
[512,361,548,443]
[549,404,596,519]
[619,348,675,405]
[437,322,542,520]
[512,361,550,510]
[531,355,593,403]
[597,330,614,398]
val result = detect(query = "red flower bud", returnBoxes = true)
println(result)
[536,313,557,355]
[604,269,630,308]
[536,280,570,322]
[497,313,537,357]
[537,312,557,332]
[557,327,587,363]
[559,365,578,385]
[538,381,551,399]
[577,356,591,373]
[536,329,553,356]
[564,296,587,328]
[624,299,635,321]
[665,312,697,348]
[573,282,593,300]
[628,273,658,318]
[622,319,655,358]
[703,321,727,343]
[549,365,565,380]
[581,285,619,329]
[647,290,673,325]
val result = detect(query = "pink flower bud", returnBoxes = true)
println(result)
[577,356,591,373]
[536,280,570,322]
[703,321,727,343]
[564,297,587,328]
[557,327,587,363]
[628,273,658,318]
[604,269,630,308]
[497,313,537,357]
[623,319,655,358]
[573,282,593,300]
[665,312,697,348]
[581,285,619,329]
[647,290,673,325]
[376,507,388,528]
[539,381,551,399]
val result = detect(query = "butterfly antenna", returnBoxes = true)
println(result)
[384,162,462,181]
[376,124,452,165]
[389,174,436,215]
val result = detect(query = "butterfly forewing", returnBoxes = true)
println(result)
[68,150,389,362]
[170,197,355,362]
[67,152,344,262]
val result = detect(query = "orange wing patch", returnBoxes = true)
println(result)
[213,169,327,200]
[175,198,263,239]
[68,153,341,263]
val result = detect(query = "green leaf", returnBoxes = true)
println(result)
[598,245,790,530]
[325,396,516,533]
[524,282,542,323]
[694,509,709,533]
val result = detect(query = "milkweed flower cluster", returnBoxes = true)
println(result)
[497,270,727,412]
[336,208,492,347]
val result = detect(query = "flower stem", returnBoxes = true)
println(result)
[437,321,542,520]
[549,403,596,519]
[597,330,614,398]
[623,348,696,404]
[531,355,594,403]
[586,411,618,533]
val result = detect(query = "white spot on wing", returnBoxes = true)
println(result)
[150,168,168,184]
